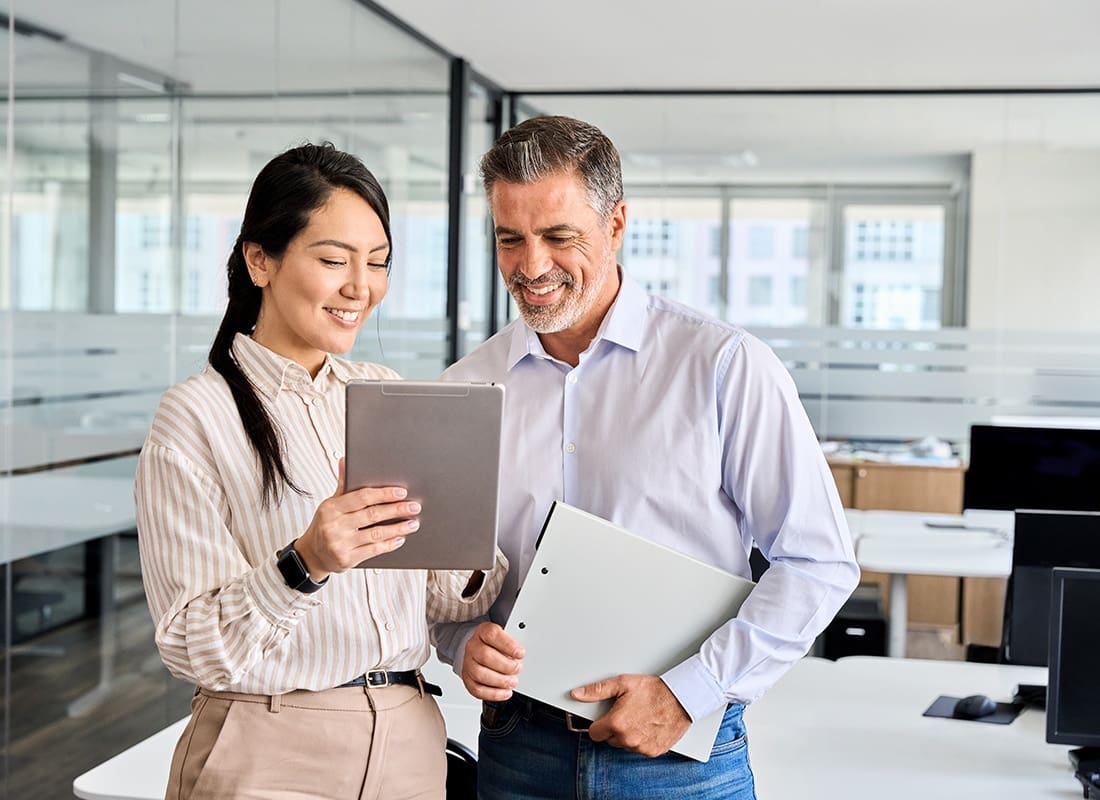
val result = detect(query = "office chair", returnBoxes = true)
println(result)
[445,737,477,800]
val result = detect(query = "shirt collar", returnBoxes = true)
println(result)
[504,269,647,371]
[231,333,351,399]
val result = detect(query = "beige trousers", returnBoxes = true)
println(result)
[165,683,447,800]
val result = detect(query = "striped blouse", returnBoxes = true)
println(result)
[136,333,505,694]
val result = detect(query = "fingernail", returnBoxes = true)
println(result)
[393,487,407,499]
[392,537,406,548]
[405,519,420,532]
[407,502,421,513]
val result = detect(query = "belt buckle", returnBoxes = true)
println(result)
[366,670,390,688]
[564,712,589,734]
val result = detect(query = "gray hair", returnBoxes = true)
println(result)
[479,116,623,220]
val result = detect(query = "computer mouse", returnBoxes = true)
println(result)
[953,694,997,720]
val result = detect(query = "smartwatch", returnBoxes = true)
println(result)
[276,541,328,593]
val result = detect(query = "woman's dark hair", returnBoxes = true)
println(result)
[209,142,392,507]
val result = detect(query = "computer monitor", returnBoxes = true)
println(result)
[1003,510,1100,666]
[1046,567,1100,750]
[964,424,1100,513]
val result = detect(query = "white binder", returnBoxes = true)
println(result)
[503,502,755,762]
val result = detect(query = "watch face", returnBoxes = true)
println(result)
[278,543,323,593]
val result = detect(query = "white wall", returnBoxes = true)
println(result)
[968,144,1100,331]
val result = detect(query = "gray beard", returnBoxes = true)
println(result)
[513,287,586,333]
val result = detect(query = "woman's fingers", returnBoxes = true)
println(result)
[349,519,419,562]
[329,485,408,515]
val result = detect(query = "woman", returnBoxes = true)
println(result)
[136,142,505,799]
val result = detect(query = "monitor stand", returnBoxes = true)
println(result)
[1071,748,1100,785]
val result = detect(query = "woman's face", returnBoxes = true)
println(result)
[246,188,390,375]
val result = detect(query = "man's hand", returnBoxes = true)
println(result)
[461,622,525,701]
[571,674,691,757]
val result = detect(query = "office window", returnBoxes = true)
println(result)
[841,203,947,329]
[792,226,808,259]
[619,197,723,318]
[727,198,822,327]
[627,219,678,259]
[140,215,165,250]
[748,225,774,259]
[748,275,773,307]
[790,275,807,307]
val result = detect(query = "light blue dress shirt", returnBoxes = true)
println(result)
[433,272,859,722]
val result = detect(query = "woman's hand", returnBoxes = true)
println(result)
[294,459,419,581]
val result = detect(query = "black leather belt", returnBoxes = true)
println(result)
[339,669,442,696]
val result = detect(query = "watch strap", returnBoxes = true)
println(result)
[276,541,328,594]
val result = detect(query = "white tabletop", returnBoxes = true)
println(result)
[1,459,137,564]
[75,655,1078,800]
[748,656,1073,799]
[856,529,1012,578]
[845,509,1017,656]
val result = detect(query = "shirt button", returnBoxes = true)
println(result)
[567,374,577,384]
[565,443,576,454]
[332,449,341,459]
[373,569,383,575]
[384,621,396,632]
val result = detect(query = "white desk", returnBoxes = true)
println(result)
[75,656,1077,800]
[850,509,1014,657]
[0,466,136,564]
[2,459,141,715]
[747,656,1073,799]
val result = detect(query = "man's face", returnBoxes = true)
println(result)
[491,171,625,335]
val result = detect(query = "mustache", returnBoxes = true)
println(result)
[509,271,576,290]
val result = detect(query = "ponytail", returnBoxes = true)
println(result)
[208,240,304,508]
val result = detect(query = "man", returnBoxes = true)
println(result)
[432,115,859,799]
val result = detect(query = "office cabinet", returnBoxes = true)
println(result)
[961,578,1006,647]
[828,460,964,628]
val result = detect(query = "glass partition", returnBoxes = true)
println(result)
[0,2,455,795]
[512,92,1100,444]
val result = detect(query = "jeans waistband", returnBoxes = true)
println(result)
[509,692,592,733]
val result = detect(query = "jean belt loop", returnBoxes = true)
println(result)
[268,693,282,714]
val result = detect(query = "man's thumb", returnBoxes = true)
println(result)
[571,678,620,703]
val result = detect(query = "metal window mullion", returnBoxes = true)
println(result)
[485,87,504,336]
[445,58,470,365]
[718,188,731,321]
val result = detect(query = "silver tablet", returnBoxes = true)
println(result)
[344,379,504,569]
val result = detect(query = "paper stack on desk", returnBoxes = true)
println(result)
[504,502,755,762]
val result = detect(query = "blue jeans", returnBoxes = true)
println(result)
[477,696,756,800]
